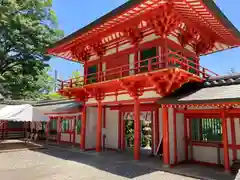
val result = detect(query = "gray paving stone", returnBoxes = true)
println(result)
[0,148,199,180]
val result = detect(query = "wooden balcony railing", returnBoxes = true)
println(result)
[58,51,218,90]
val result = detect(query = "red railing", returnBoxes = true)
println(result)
[58,51,218,90]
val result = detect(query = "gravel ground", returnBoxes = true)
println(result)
[0,147,200,180]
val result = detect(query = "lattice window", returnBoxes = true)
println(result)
[49,119,57,135]
[191,118,222,142]
[61,119,70,133]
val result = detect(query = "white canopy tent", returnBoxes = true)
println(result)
[0,104,48,122]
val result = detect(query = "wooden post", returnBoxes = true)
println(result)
[80,106,86,150]
[155,107,159,153]
[45,120,49,144]
[221,111,230,172]
[151,111,155,154]
[230,117,237,161]
[173,108,178,164]
[184,116,188,161]
[96,101,103,152]
[121,113,126,151]
[162,107,170,166]
[118,110,122,150]
[57,117,61,144]
[134,98,140,160]
[72,116,76,146]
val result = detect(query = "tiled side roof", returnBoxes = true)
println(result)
[204,73,240,87]
[158,73,240,104]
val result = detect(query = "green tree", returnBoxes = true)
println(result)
[0,0,63,99]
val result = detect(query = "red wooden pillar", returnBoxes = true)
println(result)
[57,116,61,144]
[230,117,237,160]
[221,111,230,172]
[155,107,159,153]
[173,108,178,164]
[184,116,188,161]
[72,116,76,145]
[162,107,170,166]
[118,109,122,149]
[45,120,49,143]
[151,111,154,154]
[134,98,141,160]
[80,106,87,150]
[121,111,126,151]
[96,101,103,152]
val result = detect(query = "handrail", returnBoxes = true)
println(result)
[58,53,218,90]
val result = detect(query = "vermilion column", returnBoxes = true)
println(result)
[72,116,76,145]
[121,119,126,151]
[162,107,170,166]
[118,110,122,149]
[45,120,49,144]
[96,101,103,152]
[155,107,159,153]
[80,106,87,150]
[134,98,141,160]
[221,111,230,172]
[57,117,61,144]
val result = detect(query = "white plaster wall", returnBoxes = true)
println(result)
[176,112,185,162]
[193,146,219,164]
[85,107,97,149]
[104,108,119,149]
[61,133,70,142]
[75,132,81,144]
[235,118,240,145]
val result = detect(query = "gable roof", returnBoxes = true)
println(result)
[158,73,240,105]
[50,0,240,49]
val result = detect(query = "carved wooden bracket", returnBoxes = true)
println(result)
[91,42,106,57]
[195,38,216,55]
[71,45,91,61]
[123,26,143,45]
[84,88,104,101]
[120,80,143,98]
[149,3,181,38]
[177,26,199,47]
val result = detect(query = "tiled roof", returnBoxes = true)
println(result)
[158,73,240,104]
[204,73,240,87]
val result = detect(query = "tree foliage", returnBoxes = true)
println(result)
[0,0,63,99]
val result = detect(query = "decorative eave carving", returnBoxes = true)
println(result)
[149,3,181,38]
[177,26,199,47]
[123,26,143,45]
[91,42,106,57]
[195,38,216,55]
[71,45,91,61]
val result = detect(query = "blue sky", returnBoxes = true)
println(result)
[49,0,240,79]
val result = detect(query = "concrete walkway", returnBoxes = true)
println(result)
[44,142,235,180]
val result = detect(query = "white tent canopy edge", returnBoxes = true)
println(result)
[0,104,48,122]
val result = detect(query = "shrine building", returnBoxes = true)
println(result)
[47,0,240,172]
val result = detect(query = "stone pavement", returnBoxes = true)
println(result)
[0,147,200,180]
[45,143,236,180]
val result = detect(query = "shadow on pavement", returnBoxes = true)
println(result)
[31,144,236,180]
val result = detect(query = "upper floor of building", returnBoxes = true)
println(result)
[47,0,240,100]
